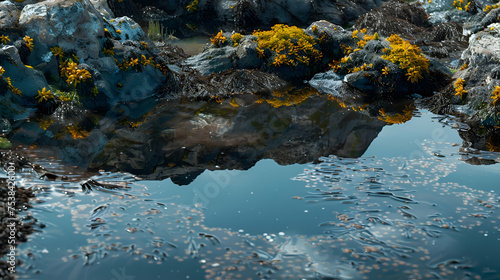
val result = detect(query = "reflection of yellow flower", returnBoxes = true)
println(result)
[262,87,318,108]
[67,125,90,139]
[229,98,239,107]
[486,136,500,152]
[141,41,148,49]
[0,66,4,75]
[378,105,415,125]
[37,118,53,130]
[63,61,92,87]
[36,87,54,103]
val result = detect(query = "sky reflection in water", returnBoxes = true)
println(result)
[13,110,500,280]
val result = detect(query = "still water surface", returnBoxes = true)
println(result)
[10,104,500,279]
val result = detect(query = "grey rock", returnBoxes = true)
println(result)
[19,0,105,63]
[0,45,49,104]
[0,1,20,30]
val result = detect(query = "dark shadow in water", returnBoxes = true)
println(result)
[8,88,424,185]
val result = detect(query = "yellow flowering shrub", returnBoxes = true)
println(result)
[382,34,429,84]
[231,33,243,47]
[36,87,54,103]
[454,78,467,99]
[491,86,500,106]
[0,35,10,44]
[253,24,322,67]
[24,36,34,51]
[62,61,92,87]
[211,30,226,47]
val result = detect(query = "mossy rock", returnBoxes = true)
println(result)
[0,137,12,149]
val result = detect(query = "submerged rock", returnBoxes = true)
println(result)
[87,94,385,183]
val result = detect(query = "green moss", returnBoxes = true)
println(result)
[0,137,12,149]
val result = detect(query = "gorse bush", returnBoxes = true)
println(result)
[253,24,322,67]
[382,34,429,83]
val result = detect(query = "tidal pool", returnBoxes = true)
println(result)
[6,102,500,279]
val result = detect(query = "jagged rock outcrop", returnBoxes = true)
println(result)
[430,20,500,127]
[19,0,106,63]
[0,45,50,114]
[354,1,469,62]
[1,0,165,121]
[112,0,385,38]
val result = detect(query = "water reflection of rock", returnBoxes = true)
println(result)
[87,95,385,184]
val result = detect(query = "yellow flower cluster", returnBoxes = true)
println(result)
[0,35,10,44]
[231,33,243,47]
[1,68,22,97]
[117,56,155,71]
[253,24,322,67]
[311,25,318,34]
[35,87,54,103]
[484,3,500,12]
[486,136,500,152]
[454,78,467,99]
[37,118,53,130]
[140,55,154,66]
[210,30,226,47]
[382,34,429,84]
[62,61,92,87]
[453,0,471,11]
[491,86,500,106]
[23,35,34,51]
[332,30,379,74]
